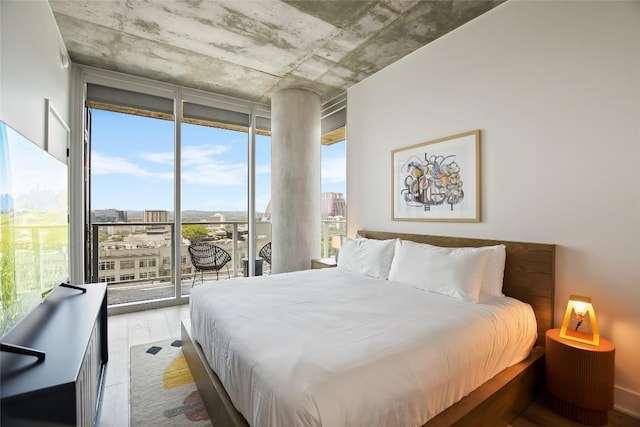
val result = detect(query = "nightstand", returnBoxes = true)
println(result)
[545,329,615,426]
[311,258,337,269]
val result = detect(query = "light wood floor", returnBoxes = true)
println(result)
[99,305,638,427]
[99,303,191,427]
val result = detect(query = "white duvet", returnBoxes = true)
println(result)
[190,268,537,427]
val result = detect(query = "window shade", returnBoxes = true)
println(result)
[183,102,250,127]
[256,116,271,131]
[321,108,346,134]
[86,84,174,115]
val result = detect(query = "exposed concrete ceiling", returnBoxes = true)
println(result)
[49,0,504,105]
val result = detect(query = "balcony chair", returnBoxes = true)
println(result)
[259,242,271,267]
[188,242,232,285]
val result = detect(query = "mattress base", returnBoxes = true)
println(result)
[181,319,545,427]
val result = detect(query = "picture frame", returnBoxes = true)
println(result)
[391,130,480,222]
[45,98,70,164]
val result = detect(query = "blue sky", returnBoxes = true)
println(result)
[91,109,345,212]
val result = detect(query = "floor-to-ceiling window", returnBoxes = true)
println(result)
[180,120,248,293]
[83,76,271,310]
[320,136,346,258]
[179,100,273,292]
[80,69,344,309]
[319,97,347,258]
[90,109,176,306]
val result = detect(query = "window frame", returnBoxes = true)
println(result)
[72,67,343,315]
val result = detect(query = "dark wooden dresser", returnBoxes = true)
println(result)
[1,283,108,426]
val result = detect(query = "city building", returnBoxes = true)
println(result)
[143,210,168,223]
[92,209,127,223]
[143,210,169,234]
[321,192,346,219]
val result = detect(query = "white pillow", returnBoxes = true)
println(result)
[390,240,506,298]
[337,236,397,280]
[387,239,491,303]
[479,244,506,297]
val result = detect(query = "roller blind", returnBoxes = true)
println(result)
[321,94,346,132]
[86,84,174,115]
[256,116,271,132]
[183,102,250,127]
[321,108,346,134]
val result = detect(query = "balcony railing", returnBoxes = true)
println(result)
[91,221,271,305]
[91,218,344,306]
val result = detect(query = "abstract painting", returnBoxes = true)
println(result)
[392,130,480,222]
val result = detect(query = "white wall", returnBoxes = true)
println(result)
[348,0,640,416]
[0,0,71,154]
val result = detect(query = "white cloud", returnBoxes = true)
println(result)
[92,152,172,181]
[321,156,346,184]
[93,145,243,186]
[138,151,173,164]
[182,145,230,166]
[93,148,344,190]
[138,145,230,166]
[181,161,247,186]
[179,144,245,186]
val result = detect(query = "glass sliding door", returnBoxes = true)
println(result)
[82,73,275,310]
[180,101,249,295]
[89,108,176,306]
[320,96,347,258]
[320,138,346,258]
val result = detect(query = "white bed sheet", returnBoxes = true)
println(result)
[190,268,537,427]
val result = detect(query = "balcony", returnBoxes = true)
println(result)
[92,221,271,306]
[91,219,344,307]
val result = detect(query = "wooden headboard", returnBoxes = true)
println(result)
[358,230,556,348]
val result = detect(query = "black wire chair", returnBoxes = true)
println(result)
[259,242,271,266]
[188,242,232,285]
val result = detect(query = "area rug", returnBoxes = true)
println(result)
[130,338,212,427]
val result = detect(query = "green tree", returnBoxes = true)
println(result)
[182,224,209,244]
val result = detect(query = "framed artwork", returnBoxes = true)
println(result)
[391,130,480,222]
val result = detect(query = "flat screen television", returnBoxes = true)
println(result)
[0,121,69,344]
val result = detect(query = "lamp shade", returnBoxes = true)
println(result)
[331,235,342,249]
[559,295,600,346]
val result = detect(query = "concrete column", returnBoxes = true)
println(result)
[271,88,321,273]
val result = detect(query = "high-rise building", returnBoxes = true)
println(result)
[144,210,168,234]
[321,192,346,219]
[92,209,127,223]
[144,210,168,223]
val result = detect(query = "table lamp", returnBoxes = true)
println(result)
[559,295,600,346]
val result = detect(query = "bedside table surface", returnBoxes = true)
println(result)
[546,329,614,352]
[311,258,337,268]
[313,257,336,263]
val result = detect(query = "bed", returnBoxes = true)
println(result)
[182,230,555,426]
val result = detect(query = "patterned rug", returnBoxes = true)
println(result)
[130,338,212,427]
